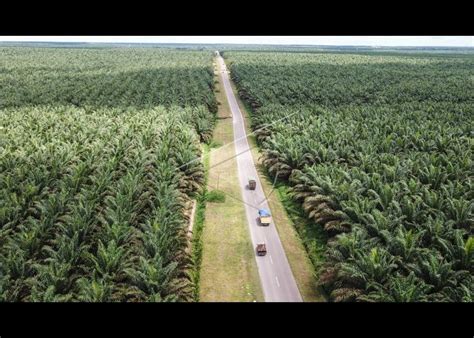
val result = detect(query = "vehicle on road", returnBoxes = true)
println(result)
[248,177,256,190]
[258,208,271,226]
[256,243,267,256]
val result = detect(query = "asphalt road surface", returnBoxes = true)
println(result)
[217,54,303,302]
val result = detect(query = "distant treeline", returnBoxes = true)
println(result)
[1,41,473,55]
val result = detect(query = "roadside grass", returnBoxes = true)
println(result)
[209,139,223,148]
[198,61,263,302]
[190,144,209,301]
[227,73,326,302]
[205,190,226,203]
[275,184,328,275]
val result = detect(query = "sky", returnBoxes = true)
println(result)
[0,36,472,47]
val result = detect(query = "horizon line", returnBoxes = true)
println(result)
[1,40,473,48]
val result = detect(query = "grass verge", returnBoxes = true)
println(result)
[205,190,226,203]
[198,59,263,302]
[190,145,209,301]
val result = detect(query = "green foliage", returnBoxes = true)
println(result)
[209,139,223,148]
[229,51,473,109]
[205,190,226,203]
[0,47,217,112]
[0,48,217,302]
[190,145,210,301]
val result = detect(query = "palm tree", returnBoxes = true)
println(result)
[409,252,458,293]
[76,277,113,302]
[361,272,431,302]
[389,226,425,264]
[337,247,398,294]
[85,240,128,280]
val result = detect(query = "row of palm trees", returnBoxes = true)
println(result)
[263,104,473,301]
[226,51,473,301]
[0,47,217,113]
[228,51,473,110]
[0,105,213,301]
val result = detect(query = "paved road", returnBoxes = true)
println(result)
[217,54,302,302]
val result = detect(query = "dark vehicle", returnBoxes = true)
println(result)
[248,177,256,190]
[256,243,267,256]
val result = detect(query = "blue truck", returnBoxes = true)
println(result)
[258,208,271,226]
